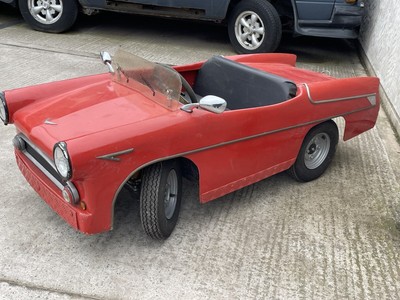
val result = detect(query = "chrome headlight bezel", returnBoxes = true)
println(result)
[0,92,9,125]
[53,142,72,180]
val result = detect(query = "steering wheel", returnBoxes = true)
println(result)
[179,74,198,104]
[158,63,197,104]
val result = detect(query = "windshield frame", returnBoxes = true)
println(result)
[112,49,183,111]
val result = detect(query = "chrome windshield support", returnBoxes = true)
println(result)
[100,51,115,74]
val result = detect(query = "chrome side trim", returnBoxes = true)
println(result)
[16,134,78,193]
[22,149,64,190]
[19,134,57,169]
[96,148,134,161]
[303,83,377,105]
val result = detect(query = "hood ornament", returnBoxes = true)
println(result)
[44,119,57,125]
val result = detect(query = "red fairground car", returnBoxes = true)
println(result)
[0,50,380,239]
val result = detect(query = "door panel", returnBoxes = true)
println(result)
[182,98,311,203]
[295,0,335,20]
[122,0,212,10]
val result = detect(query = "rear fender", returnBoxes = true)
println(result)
[304,76,380,141]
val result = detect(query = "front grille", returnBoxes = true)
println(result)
[18,134,65,189]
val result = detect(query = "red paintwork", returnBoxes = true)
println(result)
[3,53,380,234]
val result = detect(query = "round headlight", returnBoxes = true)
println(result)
[0,92,9,125]
[54,142,72,180]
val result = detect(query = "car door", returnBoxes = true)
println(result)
[295,0,335,20]
[184,99,309,203]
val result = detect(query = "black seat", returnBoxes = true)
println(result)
[193,56,297,110]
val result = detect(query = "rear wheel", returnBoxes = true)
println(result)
[140,160,182,239]
[288,121,339,182]
[19,0,78,33]
[228,0,282,53]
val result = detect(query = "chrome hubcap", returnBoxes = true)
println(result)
[235,11,265,50]
[164,169,178,220]
[28,0,63,25]
[304,133,331,169]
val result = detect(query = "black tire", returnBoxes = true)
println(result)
[140,160,182,239]
[228,0,282,54]
[288,121,339,182]
[19,0,78,33]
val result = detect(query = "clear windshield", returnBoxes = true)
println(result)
[112,49,182,110]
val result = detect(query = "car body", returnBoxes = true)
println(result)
[0,50,380,239]
[2,0,364,53]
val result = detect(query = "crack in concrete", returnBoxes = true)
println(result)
[0,42,98,60]
[0,278,108,300]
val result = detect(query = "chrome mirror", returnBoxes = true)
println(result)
[199,95,227,114]
[181,95,227,114]
[100,51,114,73]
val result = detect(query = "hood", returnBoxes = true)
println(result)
[14,79,170,145]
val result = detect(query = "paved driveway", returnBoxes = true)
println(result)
[0,3,399,299]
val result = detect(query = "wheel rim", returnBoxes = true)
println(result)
[164,169,178,220]
[28,0,63,25]
[234,11,265,51]
[304,133,331,169]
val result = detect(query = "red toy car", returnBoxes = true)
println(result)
[0,50,380,239]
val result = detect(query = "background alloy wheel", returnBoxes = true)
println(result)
[228,0,282,53]
[19,0,78,33]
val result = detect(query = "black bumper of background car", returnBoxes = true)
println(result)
[295,4,364,39]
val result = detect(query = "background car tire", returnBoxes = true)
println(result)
[18,0,78,33]
[228,0,282,53]
[140,160,182,239]
[288,120,339,182]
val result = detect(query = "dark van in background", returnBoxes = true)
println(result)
[1,0,364,53]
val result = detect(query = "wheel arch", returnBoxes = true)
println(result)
[288,118,339,182]
[226,0,242,19]
[292,118,339,164]
[110,156,199,230]
[226,0,295,19]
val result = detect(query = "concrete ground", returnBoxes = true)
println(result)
[0,3,400,300]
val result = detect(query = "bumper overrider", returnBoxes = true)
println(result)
[12,133,94,232]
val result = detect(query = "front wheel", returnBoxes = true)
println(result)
[228,0,282,54]
[140,160,182,239]
[19,0,78,33]
[288,121,339,182]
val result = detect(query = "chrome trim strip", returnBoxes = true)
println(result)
[0,91,9,125]
[96,148,135,161]
[22,149,64,190]
[303,83,377,105]
[16,134,68,191]
[19,134,57,169]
